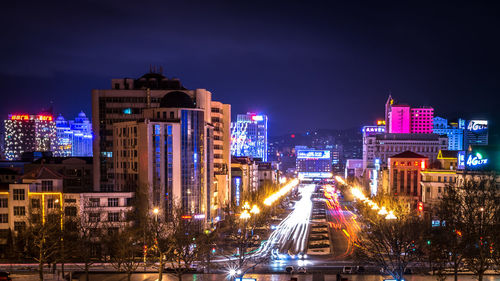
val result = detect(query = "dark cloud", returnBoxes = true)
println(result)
[1,1,499,138]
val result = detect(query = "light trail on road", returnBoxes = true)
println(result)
[263,178,300,206]
[255,184,315,258]
[323,184,360,259]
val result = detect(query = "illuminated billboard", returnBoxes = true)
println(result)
[467,120,488,132]
[362,125,385,137]
[298,172,333,179]
[464,120,488,146]
[296,150,330,159]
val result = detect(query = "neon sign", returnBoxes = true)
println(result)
[466,153,488,167]
[457,151,465,169]
[467,120,488,132]
[9,114,53,121]
[251,115,264,121]
[297,150,330,159]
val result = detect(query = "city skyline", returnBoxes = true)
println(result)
[1,1,499,137]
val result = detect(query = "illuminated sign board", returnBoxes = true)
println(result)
[298,172,333,179]
[362,126,385,136]
[234,177,241,206]
[377,120,386,125]
[9,114,53,121]
[251,115,264,121]
[297,150,330,159]
[467,120,488,132]
[457,151,465,170]
[466,152,488,167]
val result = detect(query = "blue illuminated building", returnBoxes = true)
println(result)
[55,111,93,157]
[432,116,464,151]
[231,113,268,161]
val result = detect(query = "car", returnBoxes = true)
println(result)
[285,266,294,274]
[0,272,12,281]
[342,266,353,274]
[297,267,307,274]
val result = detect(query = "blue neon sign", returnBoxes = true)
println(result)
[466,153,488,167]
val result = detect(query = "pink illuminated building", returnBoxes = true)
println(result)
[388,105,411,133]
[385,95,434,134]
[410,107,434,133]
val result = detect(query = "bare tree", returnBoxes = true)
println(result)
[21,209,64,281]
[457,177,498,281]
[165,204,202,281]
[108,225,142,281]
[354,195,425,281]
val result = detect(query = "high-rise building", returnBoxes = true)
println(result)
[432,116,464,150]
[296,148,332,179]
[54,111,93,157]
[230,113,268,161]
[4,114,56,160]
[385,95,434,134]
[92,71,230,220]
[387,151,428,203]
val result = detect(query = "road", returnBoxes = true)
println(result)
[254,184,315,258]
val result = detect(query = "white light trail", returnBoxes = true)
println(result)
[255,184,315,257]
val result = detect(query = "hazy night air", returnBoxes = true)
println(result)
[1,1,499,138]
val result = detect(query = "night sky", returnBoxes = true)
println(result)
[1,1,499,138]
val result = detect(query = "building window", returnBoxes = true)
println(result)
[65,206,77,217]
[31,199,40,208]
[14,206,25,216]
[107,227,119,236]
[89,213,100,222]
[14,221,26,232]
[64,198,76,203]
[0,214,8,223]
[42,181,53,192]
[108,198,119,207]
[13,189,25,200]
[47,199,54,209]
[89,198,100,207]
[437,176,441,182]
[108,212,119,222]
[0,198,7,208]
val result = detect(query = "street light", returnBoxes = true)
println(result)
[243,201,251,210]
[385,210,397,220]
[153,207,159,222]
[240,210,251,220]
[250,205,260,215]
[378,206,388,216]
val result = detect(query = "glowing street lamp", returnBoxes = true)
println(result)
[240,210,251,220]
[371,203,379,210]
[250,205,260,215]
[243,201,251,210]
[378,206,388,216]
[385,210,397,220]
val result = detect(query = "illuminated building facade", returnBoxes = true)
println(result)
[111,90,218,222]
[55,112,93,157]
[230,113,268,161]
[296,148,332,179]
[92,71,230,206]
[388,151,428,203]
[4,114,56,160]
[363,133,448,169]
[432,116,464,150]
[385,95,434,134]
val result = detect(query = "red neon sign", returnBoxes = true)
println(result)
[9,114,53,121]
[10,114,29,121]
[181,215,192,219]
[37,115,53,121]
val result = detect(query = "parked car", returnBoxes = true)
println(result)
[297,267,307,274]
[342,266,353,274]
[285,266,294,274]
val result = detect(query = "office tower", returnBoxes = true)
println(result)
[432,116,464,150]
[4,114,56,160]
[385,95,434,134]
[296,148,332,179]
[54,112,93,157]
[230,113,268,161]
